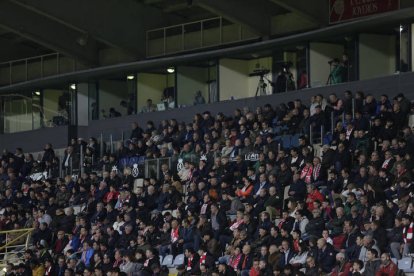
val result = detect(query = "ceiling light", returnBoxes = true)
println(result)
[167,67,175,73]
[127,75,135,80]
[34,91,41,96]
[70,84,76,90]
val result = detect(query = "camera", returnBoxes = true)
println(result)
[251,69,270,76]
[328,58,340,65]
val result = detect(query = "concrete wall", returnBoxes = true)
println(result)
[271,13,318,35]
[359,33,396,80]
[219,57,273,101]
[1,126,68,152]
[77,83,89,126]
[309,42,344,87]
[219,58,249,100]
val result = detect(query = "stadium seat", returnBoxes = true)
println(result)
[282,135,292,149]
[173,254,185,267]
[273,126,283,135]
[282,185,290,210]
[290,133,301,148]
[398,257,414,272]
[161,255,173,267]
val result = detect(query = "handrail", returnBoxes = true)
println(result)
[148,16,221,33]
[0,228,34,269]
[0,53,58,66]
[0,227,34,234]
[0,228,33,252]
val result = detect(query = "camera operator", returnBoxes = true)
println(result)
[327,58,346,85]
[275,63,295,93]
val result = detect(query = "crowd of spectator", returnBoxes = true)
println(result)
[0,90,413,276]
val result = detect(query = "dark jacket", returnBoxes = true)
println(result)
[363,259,381,276]
[305,216,325,238]
[278,249,295,268]
[238,253,253,271]
[317,244,336,273]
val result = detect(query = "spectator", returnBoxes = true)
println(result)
[0,91,412,276]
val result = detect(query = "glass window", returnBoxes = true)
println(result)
[42,89,70,127]
[3,92,34,133]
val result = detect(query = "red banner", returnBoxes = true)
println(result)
[329,0,400,24]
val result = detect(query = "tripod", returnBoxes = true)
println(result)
[255,75,268,97]
[326,63,333,85]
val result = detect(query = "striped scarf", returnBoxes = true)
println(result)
[301,165,313,184]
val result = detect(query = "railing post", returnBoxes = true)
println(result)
[57,53,60,75]
[25,59,28,81]
[146,31,149,57]
[156,159,160,179]
[80,144,84,174]
[25,229,30,249]
[163,28,166,55]
[182,25,185,51]
[309,125,313,144]
[40,56,44,78]
[320,125,324,145]
[100,133,104,158]
[70,157,73,175]
[59,152,63,178]
[200,20,204,47]
[110,134,113,154]
[9,62,12,85]
[352,98,355,119]
[219,17,223,44]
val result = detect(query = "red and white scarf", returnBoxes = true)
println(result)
[144,257,152,267]
[382,159,392,169]
[301,165,313,184]
[199,253,207,264]
[403,222,414,244]
[187,256,194,271]
[312,164,321,181]
[171,228,179,243]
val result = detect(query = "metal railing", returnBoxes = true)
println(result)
[146,17,259,57]
[0,228,34,270]
[0,53,81,86]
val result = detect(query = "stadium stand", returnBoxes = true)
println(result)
[0,90,413,276]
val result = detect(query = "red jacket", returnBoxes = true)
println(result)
[375,261,398,276]
[249,268,260,276]
[306,190,324,211]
